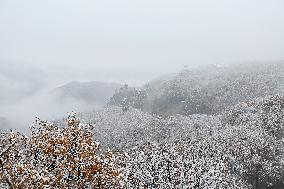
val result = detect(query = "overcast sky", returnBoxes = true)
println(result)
[0,0,284,86]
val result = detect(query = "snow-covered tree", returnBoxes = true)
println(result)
[125,140,250,188]
[222,94,284,188]
[108,63,284,116]
[0,115,124,189]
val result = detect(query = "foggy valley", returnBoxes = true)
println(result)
[1,0,284,188]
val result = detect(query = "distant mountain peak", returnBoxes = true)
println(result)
[51,80,122,106]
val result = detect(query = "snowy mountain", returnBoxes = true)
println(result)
[79,94,284,188]
[51,81,122,107]
[1,63,284,189]
[109,63,284,116]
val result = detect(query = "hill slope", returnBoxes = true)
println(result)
[109,63,284,116]
[80,94,284,188]
[52,81,122,107]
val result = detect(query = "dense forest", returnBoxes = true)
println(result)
[1,63,284,188]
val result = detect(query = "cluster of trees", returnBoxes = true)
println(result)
[125,140,249,188]
[108,84,147,111]
[83,94,284,188]
[109,63,284,116]
[2,94,282,188]
[1,63,284,188]
[0,115,124,189]
[220,94,284,188]
[79,106,219,150]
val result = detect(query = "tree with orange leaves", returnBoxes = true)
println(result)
[0,114,124,189]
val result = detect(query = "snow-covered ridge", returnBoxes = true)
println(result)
[109,63,284,116]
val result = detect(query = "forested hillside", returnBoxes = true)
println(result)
[109,63,284,116]
[1,63,283,189]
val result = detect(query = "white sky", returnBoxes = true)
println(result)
[0,0,284,85]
